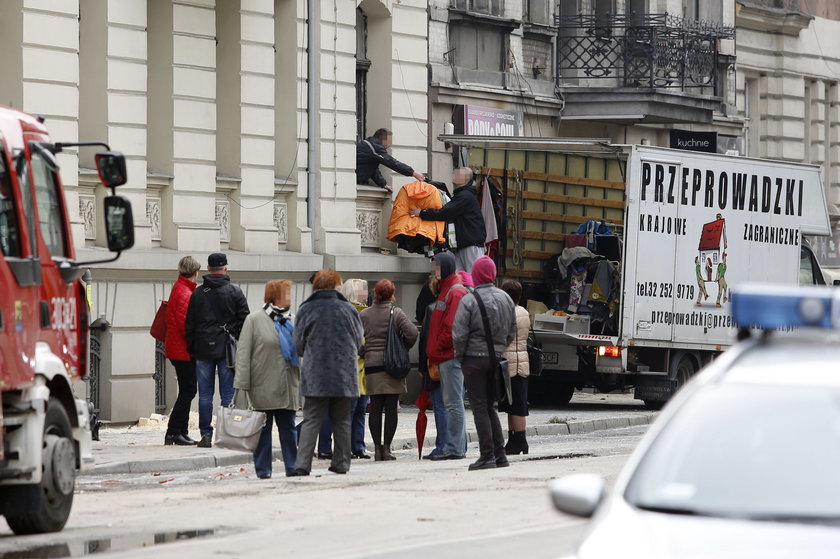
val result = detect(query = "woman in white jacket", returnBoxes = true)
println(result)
[500,280,531,455]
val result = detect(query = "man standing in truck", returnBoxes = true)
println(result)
[410,167,486,273]
[185,253,250,448]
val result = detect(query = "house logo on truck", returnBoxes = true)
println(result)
[696,213,729,308]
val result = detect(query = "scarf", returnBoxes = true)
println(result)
[265,303,299,367]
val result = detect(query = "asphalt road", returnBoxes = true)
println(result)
[0,425,648,559]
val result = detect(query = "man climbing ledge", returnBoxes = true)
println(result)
[356,127,425,192]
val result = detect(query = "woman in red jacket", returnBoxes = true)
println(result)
[164,256,201,445]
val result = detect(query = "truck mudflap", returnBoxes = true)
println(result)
[634,372,674,402]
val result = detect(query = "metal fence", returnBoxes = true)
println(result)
[556,13,734,91]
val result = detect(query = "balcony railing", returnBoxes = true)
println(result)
[556,13,735,91]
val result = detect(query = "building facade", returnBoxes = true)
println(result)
[734,0,840,270]
[0,0,429,421]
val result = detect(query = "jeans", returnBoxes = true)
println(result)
[430,384,448,454]
[195,359,235,437]
[461,356,505,461]
[438,358,467,457]
[253,409,298,477]
[351,395,368,452]
[296,397,353,474]
[166,359,197,436]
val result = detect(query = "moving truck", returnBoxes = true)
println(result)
[0,106,133,534]
[442,136,830,408]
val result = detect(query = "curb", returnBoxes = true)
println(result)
[87,413,657,475]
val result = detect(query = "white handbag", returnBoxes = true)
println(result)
[214,390,266,453]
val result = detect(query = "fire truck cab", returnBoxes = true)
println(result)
[0,106,133,534]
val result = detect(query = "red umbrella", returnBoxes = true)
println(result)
[415,389,431,459]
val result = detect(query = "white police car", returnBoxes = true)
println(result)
[550,285,840,558]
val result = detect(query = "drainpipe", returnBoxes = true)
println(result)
[306,0,319,253]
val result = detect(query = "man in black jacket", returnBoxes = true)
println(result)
[410,167,486,272]
[185,253,250,447]
[356,128,425,192]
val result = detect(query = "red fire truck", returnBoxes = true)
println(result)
[0,106,133,534]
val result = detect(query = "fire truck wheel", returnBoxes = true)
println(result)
[5,398,75,535]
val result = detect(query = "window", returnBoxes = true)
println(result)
[684,0,722,22]
[30,151,67,257]
[0,142,21,257]
[451,24,505,71]
[451,0,503,17]
[356,8,370,140]
[524,0,551,25]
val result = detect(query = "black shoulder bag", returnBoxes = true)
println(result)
[527,322,545,377]
[472,292,512,405]
[207,287,238,370]
[383,305,411,380]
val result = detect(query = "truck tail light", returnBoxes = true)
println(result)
[598,346,621,358]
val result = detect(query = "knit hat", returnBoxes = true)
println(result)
[471,256,496,285]
[434,252,457,280]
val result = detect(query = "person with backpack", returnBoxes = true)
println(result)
[184,253,250,448]
[359,280,418,461]
[426,252,472,461]
[452,256,516,471]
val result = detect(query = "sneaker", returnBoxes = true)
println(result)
[197,435,212,448]
[429,453,465,461]
[328,466,348,474]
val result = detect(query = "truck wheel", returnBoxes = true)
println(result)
[671,353,697,392]
[5,398,76,535]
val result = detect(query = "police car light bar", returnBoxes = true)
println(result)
[731,285,838,330]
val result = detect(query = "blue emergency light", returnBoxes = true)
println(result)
[731,285,837,330]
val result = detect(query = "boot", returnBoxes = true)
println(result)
[374,444,384,461]
[504,430,515,454]
[507,431,529,455]
[381,446,396,461]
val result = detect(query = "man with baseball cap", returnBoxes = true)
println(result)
[185,253,250,447]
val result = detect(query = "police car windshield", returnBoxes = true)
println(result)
[625,383,840,522]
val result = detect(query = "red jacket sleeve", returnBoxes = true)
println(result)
[433,288,466,355]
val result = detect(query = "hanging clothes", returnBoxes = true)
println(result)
[387,180,447,254]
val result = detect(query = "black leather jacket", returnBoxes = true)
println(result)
[356,136,414,188]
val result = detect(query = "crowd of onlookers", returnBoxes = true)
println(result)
[161,250,531,477]
[161,147,531,476]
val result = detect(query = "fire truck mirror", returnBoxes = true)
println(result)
[95,151,127,188]
[104,196,134,252]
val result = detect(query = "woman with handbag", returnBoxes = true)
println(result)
[234,280,300,478]
[359,280,419,461]
[163,255,201,446]
[499,280,531,455]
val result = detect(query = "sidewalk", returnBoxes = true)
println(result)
[88,392,656,475]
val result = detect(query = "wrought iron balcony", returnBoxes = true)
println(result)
[556,13,735,92]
